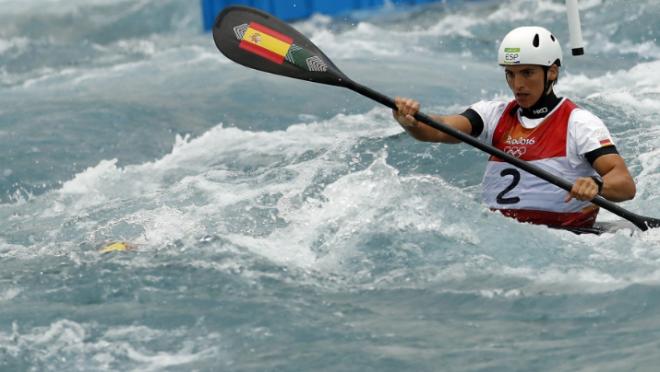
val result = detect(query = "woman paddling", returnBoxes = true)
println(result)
[393,26,636,229]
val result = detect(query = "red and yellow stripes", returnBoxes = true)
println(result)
[239,22,293,64]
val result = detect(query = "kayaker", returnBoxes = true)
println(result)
[392,26,636,229]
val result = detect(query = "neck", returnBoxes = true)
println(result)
[521,90,561,119]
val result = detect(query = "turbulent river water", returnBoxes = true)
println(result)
[1,0,659,370]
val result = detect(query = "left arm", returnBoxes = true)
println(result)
[566,153,636,202]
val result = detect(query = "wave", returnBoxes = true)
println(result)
[2,106,660,295]
[0,320,222,371]
[0,0,658,301]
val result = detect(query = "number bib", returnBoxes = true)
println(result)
[482,99,598,227]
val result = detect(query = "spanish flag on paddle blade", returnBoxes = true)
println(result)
[239,22,293,64]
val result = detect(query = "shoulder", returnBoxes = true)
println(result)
[566,104,616,154]
[469,100,510,124]
[568,106,605,127]
[470,100,509,114]
[568,106,610,138]
[468,100,511,142]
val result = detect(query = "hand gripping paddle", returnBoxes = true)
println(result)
[212,5,660,232]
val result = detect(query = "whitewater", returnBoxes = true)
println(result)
[0,0,659,370]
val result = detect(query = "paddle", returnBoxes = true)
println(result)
[212,5,660,232]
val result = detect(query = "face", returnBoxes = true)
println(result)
[504,65,557,108]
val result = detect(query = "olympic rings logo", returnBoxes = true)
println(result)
[504,146,527,158]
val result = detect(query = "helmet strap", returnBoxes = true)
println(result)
[521,67,561,119]
[542,66,556,95]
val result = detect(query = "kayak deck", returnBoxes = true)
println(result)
[557,220,637,235]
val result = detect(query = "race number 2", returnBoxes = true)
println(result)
[496,168,521,204]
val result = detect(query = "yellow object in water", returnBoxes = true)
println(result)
[99,241,133,254]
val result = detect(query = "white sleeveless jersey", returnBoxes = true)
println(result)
[469,98,616,226]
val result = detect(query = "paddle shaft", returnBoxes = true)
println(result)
[345,79,652,231]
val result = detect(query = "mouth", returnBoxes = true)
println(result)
[515,93,530,100]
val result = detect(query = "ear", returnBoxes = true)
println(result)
[548,65,559,81]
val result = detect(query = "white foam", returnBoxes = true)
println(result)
[558,60,660,116]
[0,0,150,16]
[487,0,567,22]
[21,108,399,258]
[301,0,605,52]
[22,68,79,88]
[309,26,405,59]
[225,154,404,268]
[297,3,495,59]
[0,320,222,370]
[126,206,205,248]
[590,36,660,60]
[0,287,20,301]
[17,38,227,90]
[0,238,29,259]
[637,148,660,202]
[53,159,121,213]
[424,14,481,37]
[0,36,29,54]
[225,144,483,274]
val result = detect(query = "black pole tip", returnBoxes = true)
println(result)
[571,47,585,56]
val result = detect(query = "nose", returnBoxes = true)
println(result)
[510,74,525,91]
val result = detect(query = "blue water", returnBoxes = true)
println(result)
[1,0,659,370]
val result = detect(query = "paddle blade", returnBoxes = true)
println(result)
[645,217,660,230]
[213,6,349,87]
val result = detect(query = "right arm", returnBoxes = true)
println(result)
[392,97,474,144]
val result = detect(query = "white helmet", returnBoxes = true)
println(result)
[498,26,562,67]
